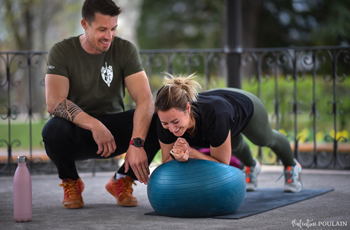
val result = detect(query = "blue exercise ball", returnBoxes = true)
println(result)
[147,159,246,218]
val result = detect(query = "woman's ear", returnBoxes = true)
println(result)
[186,102,191,113]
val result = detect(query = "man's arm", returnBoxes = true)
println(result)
[45,74,116,156]
[123,70,154,184]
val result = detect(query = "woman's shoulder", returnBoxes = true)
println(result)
[197,93,231,113]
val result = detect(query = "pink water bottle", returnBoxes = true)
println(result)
[13,156,32,222]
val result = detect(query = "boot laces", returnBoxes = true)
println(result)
[59,180,79,198]
[123,179,136,194]
[112,178,136,195]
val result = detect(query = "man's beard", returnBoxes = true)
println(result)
[87,37,109,53]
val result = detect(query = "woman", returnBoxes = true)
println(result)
[155,73,302,193]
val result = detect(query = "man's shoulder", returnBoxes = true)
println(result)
[49,36,80,56]
[53,36,79,47]
[111,36,138,52]
[112,36,133,45]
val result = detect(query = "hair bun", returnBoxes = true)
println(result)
[155,73,202,113]
[163,72,201,102]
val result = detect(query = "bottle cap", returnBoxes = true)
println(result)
[17,156,27,163]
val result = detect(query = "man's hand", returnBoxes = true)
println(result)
[124,146,150,184]
[91,121,117,157]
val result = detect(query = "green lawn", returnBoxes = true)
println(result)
[0,122,46,150]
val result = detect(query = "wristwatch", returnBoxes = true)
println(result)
[129,137,145,148]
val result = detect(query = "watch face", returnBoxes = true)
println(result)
[133,138,144,147]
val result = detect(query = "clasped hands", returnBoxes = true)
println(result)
[170,137,191,162]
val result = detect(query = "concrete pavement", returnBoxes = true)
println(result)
[1,165,349,230]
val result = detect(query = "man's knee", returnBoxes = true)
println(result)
[42,117,74,144]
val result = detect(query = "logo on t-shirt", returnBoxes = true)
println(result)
[101,62,113,87]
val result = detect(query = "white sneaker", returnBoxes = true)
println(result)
[283,159,302,193]
[243,158,261,191]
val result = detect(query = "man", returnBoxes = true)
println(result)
[42,0,159,209]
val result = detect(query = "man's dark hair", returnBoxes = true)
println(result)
[82,0,122,24]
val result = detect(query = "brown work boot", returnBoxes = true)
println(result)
[105,175,138,207]
[59,178,84,209]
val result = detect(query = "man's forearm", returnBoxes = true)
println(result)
[131,100,154,140]
[52,98,99,131]
[53,99,83,122]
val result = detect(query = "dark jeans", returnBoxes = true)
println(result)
[42,110,160,180]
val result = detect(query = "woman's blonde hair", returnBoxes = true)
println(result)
[155,72,202,114]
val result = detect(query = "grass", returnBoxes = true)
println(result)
[0,121,46,150]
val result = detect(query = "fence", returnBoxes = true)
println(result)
[0,46,349,176]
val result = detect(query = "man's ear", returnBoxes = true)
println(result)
[81,18,88,30]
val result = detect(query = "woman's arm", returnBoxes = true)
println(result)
[159,141,175,163]
[206,131,232,165]
[173,131,232,165]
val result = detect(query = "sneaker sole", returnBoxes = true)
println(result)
[117,199,138,207]
[62,201,84,209]
[284,189,301,193]
[246,185,258,192]
[284,185,302,193]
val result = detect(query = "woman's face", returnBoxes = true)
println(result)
[158,103,192,137]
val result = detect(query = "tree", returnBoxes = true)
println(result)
[137,0,350,49]
[255,0,350,47]
[137,0,225,49]
[0,0,82,51]
[0,0,83,118]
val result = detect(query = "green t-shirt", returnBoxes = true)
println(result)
[46,36,144,117]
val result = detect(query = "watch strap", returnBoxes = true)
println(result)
[129,137,145,147]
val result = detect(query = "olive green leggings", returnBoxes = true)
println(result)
[224,88,295,167]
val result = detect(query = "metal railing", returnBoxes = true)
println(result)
[0,46,349,176]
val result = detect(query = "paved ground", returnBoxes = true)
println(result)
[1,165,349,230]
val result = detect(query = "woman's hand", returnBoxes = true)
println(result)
[170,149,189,162]
[171,138,191,162]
